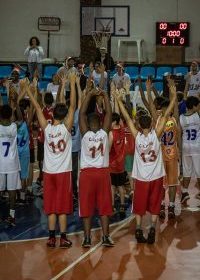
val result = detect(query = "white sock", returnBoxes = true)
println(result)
[10,209,15,218]
[182,188,188,193]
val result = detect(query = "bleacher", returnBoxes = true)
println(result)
[0,63,189,104]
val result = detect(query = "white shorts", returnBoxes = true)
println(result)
[0,172,22,191]
[182,155,200,178]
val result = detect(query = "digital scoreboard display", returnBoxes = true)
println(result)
[156,22,190,46]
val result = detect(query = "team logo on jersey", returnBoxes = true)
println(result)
[166,120,174,129]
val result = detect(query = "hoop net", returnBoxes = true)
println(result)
[91,31,111,52]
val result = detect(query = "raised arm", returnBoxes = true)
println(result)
[146,79,158,123]
[99,64,107,90]
[79,89,94,135]
[137,77,151,113]
[64,73,76,131]
[76,75,83,109]
[102,90,112,133]
[57,73,68,104]
[156,82,176,138]
[25,82,47,130]
[114,91,138,138]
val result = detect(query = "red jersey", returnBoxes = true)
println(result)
[124,122,135,155]
[109,126,126,173]
[37,106,54,143]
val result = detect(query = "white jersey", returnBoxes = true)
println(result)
[43,124,72,174]
[180,112,200,155]
[0,123,20,173]
[132,130,165,181]
[188,71,200,97]
[80,129,109,169]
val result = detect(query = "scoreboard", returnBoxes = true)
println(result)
[156,22,190,46]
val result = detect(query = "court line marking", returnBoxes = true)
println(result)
[51,215,135,280]
[0,215,133,244]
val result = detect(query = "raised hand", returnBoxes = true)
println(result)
[145,78,152,91]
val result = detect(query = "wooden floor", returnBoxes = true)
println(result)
[1,182,200,280]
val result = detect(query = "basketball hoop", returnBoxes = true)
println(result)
[91,31,111,62]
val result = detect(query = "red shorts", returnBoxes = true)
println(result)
[43,171,73,215]
[79,167,112,217]
[133,177,164,215]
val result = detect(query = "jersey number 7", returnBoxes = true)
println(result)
[2,142,11,157]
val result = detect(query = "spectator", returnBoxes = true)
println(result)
[24,36,44,80]
[184,61,200,98]
[112,63,131,90]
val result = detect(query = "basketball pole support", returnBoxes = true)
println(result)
[47,31,50,58]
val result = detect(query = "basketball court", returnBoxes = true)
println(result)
[1,179,200,280]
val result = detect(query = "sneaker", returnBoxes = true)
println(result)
[82,236,92,248]
[135,229,146,243]
[181,192,190,204]
[59,237,72,248]
[159,204,166,219]
[168,206,175,219]
[5,216,16,226]
[147,227,156,244]
[102,236,115,247]
[47,237,56,248]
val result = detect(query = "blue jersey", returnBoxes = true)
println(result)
[17,121,30,157]
[72,109,81,152]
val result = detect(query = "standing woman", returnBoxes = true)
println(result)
[24,36,44,80]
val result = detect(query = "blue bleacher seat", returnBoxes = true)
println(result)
[153,81,163,93]
[43,65,59,80]
[124,65,139,80]
[19,65,28,78]
[38,80,49,91]
[0,65,12,79]
[155,66,172,81]
[140,66,156,80]
[173,66,189,76]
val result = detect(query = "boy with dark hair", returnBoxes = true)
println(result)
[180,96,200,202]
[36,92,54,192]
[79,88,114,248]
[26,73,76,248]
[0,105,21,226]
[113,81,176,244]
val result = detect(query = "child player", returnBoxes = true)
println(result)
[26,73,76,248]
[113,81,176,244]
[79,88,114,248]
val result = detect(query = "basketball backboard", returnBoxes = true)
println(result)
[81,5,130,37]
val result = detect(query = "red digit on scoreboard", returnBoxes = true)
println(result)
[179,22,187,30]
[159,22,167,30]
[180,37,185,44]
[162,37,167,45]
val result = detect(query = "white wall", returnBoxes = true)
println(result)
[0,0,80,61]
[0,0,199,62]
[102,0,200,62]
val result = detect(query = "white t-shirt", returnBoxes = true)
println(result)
[46,83,59,99]
[80,129,109,169]
[112,73,131,89]
[92,70,107,89]
[132,130,165,181]
[0,123,20,173]
[43,123,72,173]
[180,112,200,155]
[187,71,200,97]
[24,46,44,63]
